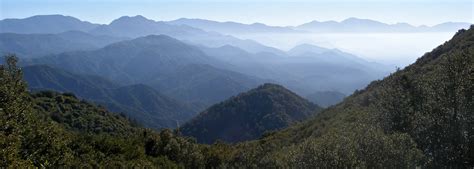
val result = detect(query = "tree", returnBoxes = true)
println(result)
[0,54,32,167]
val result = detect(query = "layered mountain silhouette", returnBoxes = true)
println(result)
[1,15,469,36]
[168,18,299,34]
[148,64,263,107]
[89,15,285,55]
[28,35,265,107]
[23,65,196,129]
[201,43,390,94]
[296,17,471,32]
[180,83,322,144]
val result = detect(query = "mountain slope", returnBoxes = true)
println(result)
[23,65,196,129]
[29,35,215,84]
[287,43,331,56]
[1,58,206,167]
[31,91,139,134]
[29,35,265,107]
[180,83,322,144]
[0,15,98,34]
[241,26,474,168]
[149,64,264,107]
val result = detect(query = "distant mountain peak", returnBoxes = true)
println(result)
[341,17,383,24]
[256,83,285,90]
[0,14,98,34]
[293,43,328,49]
[288,43,330,55]
[110,15,154,25]
[27,14,71,19]
[251,22,266,26]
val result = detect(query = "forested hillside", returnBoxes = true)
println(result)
[180,83,321,143]
[233,26,473,168]
[0,55,227,167]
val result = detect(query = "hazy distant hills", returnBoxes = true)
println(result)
[1,15,470,38]
[0,31,126,58]
[168,17,470,34]
[0,14,390,103]
[28,35,266,108]
[89,15,204,38]
[201,43,390,94]
[0,14,409,130]
[167,18,300,34]
[180,83,321,143]
[296,17,471,33]
[148,64,264,107]
[0,15,98,34]
[89,15,286,55]
[23,65,197,129]
[30,35,216,84]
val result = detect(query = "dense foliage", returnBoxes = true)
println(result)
[180,83,321,144]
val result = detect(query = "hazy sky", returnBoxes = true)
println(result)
[0,0,472,26]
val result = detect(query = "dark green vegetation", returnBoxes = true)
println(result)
[23,65,196,129]
[1,26,472,168]
[180,83,321,144]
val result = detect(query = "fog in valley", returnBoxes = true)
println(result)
[234,32,457,67]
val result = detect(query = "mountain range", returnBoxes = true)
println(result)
[0,14,408,129]
[295,17,471,33]
[2,25,472,167]
[23,65,197,129]
[166,17,470,34]
[0,14,98,34]
[26,35,266,108]
[1,15,470,38]
[167,18,299,34]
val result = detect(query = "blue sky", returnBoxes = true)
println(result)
[0,0,472,26]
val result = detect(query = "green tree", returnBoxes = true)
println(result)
[0,54,32,167]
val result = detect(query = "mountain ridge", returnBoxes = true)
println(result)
[23,64,197,129]
[180,83,322,144]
